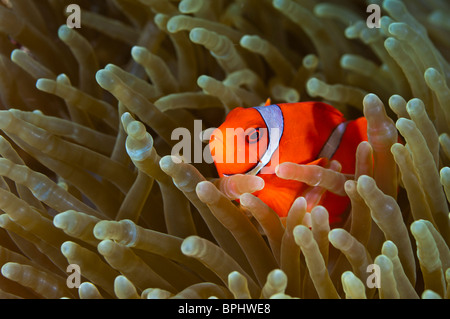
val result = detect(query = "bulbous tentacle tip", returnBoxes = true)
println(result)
[93,221,109,240]
[196,180,220,204]
[60,241,77,258]
[238,192,258,207]
[272,0,289,11]
[35,78,53,91]
[130,46,147,61]
[10,48,24,61]
[293,224,312,246]
[96,239,115,256]
[1,262,18,279]
[382,240,399,258]
[410,219,428,236]
[159,155,181,173]
[383,0,405,13]
[395,117,416,134]
[363,93,383,114]
[0,111,13,130]
[267,268,287,284]
[328,228,348,247]
[52,211,68,229]
[440,166,450,181]
[358,174,373,184]
[57,24,72,41]
[95,69,115,90]
[180,235,200,256]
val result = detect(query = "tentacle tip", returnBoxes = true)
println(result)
[410,219,427,235]
[131,46,147,60]
[274,162,290,179]
[181,235,199,256]
[97,239,114,256]
[1,262,18,278]
[60,241,76,257]
[160,155,183,172]
[52,213,66,229]
[356,175,375,191]
[196,181,220,204]
[95,69,115,90]
[35,78,47,90]
[57,24,72,40]
[273,0,289,11]
[239,192,255,206]
[250,176,265,191]
[93,222,107,240]
[10,48,23,61]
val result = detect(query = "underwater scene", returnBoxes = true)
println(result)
[0,0,449,300]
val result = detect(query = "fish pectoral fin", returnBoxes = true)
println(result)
[256,183,303,218]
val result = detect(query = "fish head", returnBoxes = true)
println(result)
[209,107,269,177]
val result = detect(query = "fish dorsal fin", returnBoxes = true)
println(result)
[264,98,272,106]
[246,104,284,176]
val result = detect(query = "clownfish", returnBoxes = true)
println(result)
[209,100,368,225]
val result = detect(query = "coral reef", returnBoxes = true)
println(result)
[0,0,449,299]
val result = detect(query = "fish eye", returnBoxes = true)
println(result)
[246,128,263,144]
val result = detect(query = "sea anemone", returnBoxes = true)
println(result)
[0,0,449,299]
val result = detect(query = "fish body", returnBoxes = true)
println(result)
[209,102,368,225]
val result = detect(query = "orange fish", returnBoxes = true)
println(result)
[209,101,368,225]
